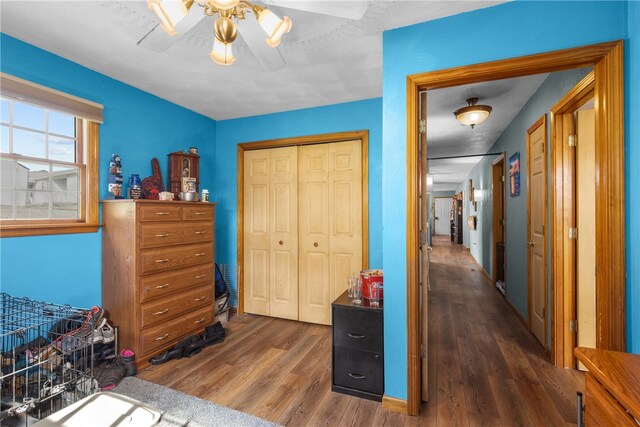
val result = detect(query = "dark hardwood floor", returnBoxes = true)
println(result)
[139,235,583,426]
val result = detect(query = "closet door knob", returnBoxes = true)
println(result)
[314,242,319,247]
[279,240,283,245]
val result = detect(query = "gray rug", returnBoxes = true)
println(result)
[113,377,279,427]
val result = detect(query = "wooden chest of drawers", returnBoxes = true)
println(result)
[102,200,216,369]
[331,291,384,401]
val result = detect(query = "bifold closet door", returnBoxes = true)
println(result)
[298,140,362,325]
[244,147,298,320]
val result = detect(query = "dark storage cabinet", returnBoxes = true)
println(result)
[332,291,383,401]
[452,198,463,244]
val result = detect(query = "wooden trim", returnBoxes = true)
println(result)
[406,41,626,410]
[1,72,103,123]
[86,121,99,227]
[1,223,101,237]
[237,145,245,315]
[382,395,410,414]
[237,130,370,316]
[406,76,421,416]
[526,114,547,347]
[593,43,625,352]
[408,41,621,91]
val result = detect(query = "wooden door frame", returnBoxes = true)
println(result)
[526,115,548,349]
[406,41,625,415]
[491,154,506,287]
[237,130,370,315]
[549,70,613,368]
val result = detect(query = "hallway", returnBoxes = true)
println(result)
[422,235,584,426]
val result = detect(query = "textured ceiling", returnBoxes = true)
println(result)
[426,73,549,191]
[1,1,504,120]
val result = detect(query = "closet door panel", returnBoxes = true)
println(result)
[269,147,298,320]
[244,150,270,316]
[329,140,363,302]
[299,144,331,325]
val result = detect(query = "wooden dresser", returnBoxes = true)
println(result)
[331,291,384,401]
[102,200,216,369]
[575,347,640,426]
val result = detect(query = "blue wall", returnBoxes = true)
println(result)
[383,1,635,399]
[0,34,217,307]
[213,98,383,307]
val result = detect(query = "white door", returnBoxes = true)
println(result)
[434,198,452,235]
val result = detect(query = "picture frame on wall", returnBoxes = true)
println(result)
[468,179,474,202]
[509,152,521,197]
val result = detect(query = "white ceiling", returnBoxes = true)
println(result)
[0,0,504,120]
[425,73,549,191]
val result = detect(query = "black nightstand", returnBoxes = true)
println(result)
[331,290,384,401]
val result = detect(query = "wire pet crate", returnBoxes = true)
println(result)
[0,293,98,425]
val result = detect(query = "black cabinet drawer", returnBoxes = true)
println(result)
[333,346,383,395]
[333,307,382,353]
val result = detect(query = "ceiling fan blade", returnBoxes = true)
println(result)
[137,8,206,51]
[264,0,368,20]
[236,18,286,72]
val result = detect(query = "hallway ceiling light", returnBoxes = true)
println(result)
[147,0,292,66]
[454,97,492,129]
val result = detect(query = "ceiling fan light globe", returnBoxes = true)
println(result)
[209,0,239,10]
[147,0,189,35]
[210,37,236,65]
[257,9,291,47]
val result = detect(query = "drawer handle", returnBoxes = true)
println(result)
[347,333,365,339]
[195,230,206,235]
[155,212,170,216]
[195,212,206,216]
[155,233,170,238]
[154,309,169,316]
[314,242,319,247]
[348,373,366,380]
[194,252,206,257]
[155,283,171,289]
[194,317,206,324]
[155,258,169,263]
[194,274,206,279]
[194,296,206,302]
[155,333,169,341]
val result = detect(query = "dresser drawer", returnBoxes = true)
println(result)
[140,306,213,356]
[140,243,214,275]
[141,284,213,329]
[183,205,214,221]
[139,222,214,248]
[333,307,382,353]
[140,263,213,303]
[138,204,182,221]
[333,346,383,395]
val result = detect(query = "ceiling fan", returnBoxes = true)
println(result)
[139,0,369,71]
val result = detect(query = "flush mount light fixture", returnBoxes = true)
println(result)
[147,0,292,66]
[453,97,492,129]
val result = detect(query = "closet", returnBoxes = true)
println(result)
[243,139,363,325]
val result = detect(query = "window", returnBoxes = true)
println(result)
[0,73,102,237]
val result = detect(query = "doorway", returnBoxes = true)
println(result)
[405,41,625,415]
[491,154,506,294]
